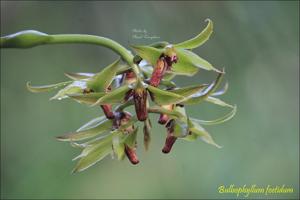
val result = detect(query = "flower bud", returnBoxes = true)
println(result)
[162,119,177,154]
[133,86,148,121]
[1,30,50,48]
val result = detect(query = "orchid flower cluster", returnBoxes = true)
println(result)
[0,19,236,173]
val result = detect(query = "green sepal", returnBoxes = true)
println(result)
[64,72,94,80]
[189,121,221,148]
[68,92,106,105]
[76,116,106,132]
[147,85,185,105]
[182,71,224,105]
[87,58,121,92]
[212,82,228,96]
[130,45,163,67]
[112,131,126,160]
[173,49,220,74]
[56,119,113,142]
[72,133,115,173]
[50,81,87,100]
[170,84,208,97]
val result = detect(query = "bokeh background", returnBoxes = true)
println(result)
[1,1,299,199]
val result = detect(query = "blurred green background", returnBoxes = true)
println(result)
[1,1,299,199]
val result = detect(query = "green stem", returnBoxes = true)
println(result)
[48,35,142,79]
[1,31,142,79]
[50,35,132,62]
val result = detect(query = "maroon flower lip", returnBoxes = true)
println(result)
[149,54,178,87]
[133,87,148,121]
[149,56,167,87]
[125,145,139,165]
[162,119,177,154]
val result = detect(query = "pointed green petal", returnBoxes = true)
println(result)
[112,132,126,160]
[72,134,113,173]
[170,84,208,97]
[56,119,113,141]
[26,81,72,93]
[182,132,198,141]
[182,71,224,105]
[64,72,95,80]
[189,122,221,148]
[147,85,185,105]
[77,116,106,132]
[50,81,87,100]
[212,82,229,96]
[87,58,121,92]
[174,19,213,49]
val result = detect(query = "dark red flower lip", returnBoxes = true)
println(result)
[149,53,178,87]
[162,134,177,154]
[133,87,148,121]
[125,145,139,165]
[149,56,167,87]
[162,119,177,154]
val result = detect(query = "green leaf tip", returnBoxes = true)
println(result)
[26,81,72,93]
[174,19,213,49]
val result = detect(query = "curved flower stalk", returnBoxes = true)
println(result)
[1,19,236,173]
